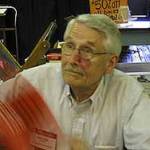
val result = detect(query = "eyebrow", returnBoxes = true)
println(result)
[85,41,95,47]
[65,37,96,47]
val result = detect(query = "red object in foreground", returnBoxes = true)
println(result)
[0,76,63,150]
[0,101,31,150]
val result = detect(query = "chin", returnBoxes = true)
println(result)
[63,75,85,87]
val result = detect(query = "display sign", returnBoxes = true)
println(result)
[89,0,128,23]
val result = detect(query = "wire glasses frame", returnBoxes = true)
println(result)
[60,42,113,59]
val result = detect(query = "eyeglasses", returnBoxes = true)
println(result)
[60,42,112,59]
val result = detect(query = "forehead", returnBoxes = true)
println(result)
[65,22,105,46]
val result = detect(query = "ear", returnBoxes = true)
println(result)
[105,55,119,74]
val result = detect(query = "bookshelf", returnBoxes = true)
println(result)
[116,18,150,96]
[119,19,150,45]
[116,18,150,74]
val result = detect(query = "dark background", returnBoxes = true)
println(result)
[0,0,150,64]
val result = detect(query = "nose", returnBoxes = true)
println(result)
[68,49,82,64]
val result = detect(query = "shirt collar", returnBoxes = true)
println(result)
[90,74,109,102]
[63,73,111,104]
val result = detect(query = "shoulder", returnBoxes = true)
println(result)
[19,62,64,88]
[106,69,145,107]
[109,69,147,117]
[21,62,62,80]
[21,62,61,78]
[111,69,143,93]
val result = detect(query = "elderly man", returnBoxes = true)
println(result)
[0,14,150,150]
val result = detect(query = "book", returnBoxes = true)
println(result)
[0,42,21,81]
[0,76,63,150]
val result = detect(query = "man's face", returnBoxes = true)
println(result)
[61,22,115,89]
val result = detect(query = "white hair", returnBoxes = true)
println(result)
[64,14,122,56]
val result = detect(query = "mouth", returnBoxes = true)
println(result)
[64,69,83,76]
